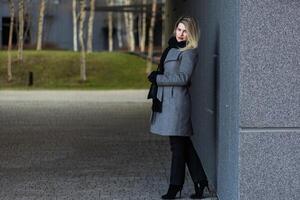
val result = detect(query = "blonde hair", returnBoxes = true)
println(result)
[173,16,200,51]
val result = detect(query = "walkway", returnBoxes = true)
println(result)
[0,90,215,200]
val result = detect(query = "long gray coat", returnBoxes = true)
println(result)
[150,47,197,136]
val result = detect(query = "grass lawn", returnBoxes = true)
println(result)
[0,50,154,90]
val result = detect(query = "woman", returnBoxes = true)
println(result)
[148,16,209,199]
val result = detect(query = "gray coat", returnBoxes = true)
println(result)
[150,47,197,136]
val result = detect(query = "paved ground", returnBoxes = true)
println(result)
[0,90,216,200]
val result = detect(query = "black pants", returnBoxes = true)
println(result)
[169,136,207,186]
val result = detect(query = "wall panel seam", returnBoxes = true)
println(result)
[240,127,300,133]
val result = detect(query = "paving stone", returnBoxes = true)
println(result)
[0,91,215,199]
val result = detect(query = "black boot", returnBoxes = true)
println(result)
[161,184,183,199]
[190,180,208,199]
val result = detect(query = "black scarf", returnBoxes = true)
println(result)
[148,37,186,112]
[158,36,187,73]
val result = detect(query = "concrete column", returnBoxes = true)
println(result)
[239,0,300,199]
[166,0,299,200]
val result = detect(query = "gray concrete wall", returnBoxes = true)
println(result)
[239,0,300,199]
[167,0,299,200]
[165,1,240,200]
[217,0,240,199]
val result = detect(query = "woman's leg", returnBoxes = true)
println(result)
[161,136,185,199]
[185,138,209,198]
[169,136,186,186]
[185,138,207,183]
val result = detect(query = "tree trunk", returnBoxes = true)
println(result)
[18,0,24,61]
[161,0,166,50]
[128,9,135,51]
[107,0,113,51]
[7,0,15,82]
[115,0,123,48]
[146,0,157,74]
[117,12,123,48]
[124,0,135,51]
[23,2,32,46]
[36,0,46,50]
[72,0,78,52]
[79,0,87,81]
[123,0,129,49]
[87,0,95,53]
[139,0,147,52]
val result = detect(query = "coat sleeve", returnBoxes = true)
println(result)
[156,49,197,86]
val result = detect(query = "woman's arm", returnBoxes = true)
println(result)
[156,49,197,86]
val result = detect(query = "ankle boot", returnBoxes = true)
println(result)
[161,184,183,199]
[190,180,208,199]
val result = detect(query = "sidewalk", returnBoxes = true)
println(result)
[0,90,149,102]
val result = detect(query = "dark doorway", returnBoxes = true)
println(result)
[2,17,31,47]
[2,17,17,46]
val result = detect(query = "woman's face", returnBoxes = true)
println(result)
[175,22,188,42]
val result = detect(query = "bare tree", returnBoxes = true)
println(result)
[107,0,113,51]
[128,3,135,51]
[72,0,78,51]
[23,0,32,45]
[138,0,147,52]
[124,0,135,51]
[18,0,24,61]
[146,0,157,74]
[7,0,15,82]
[116,12,123,48]
[115,0,123,48]
[79,0,87,81]
[123,0,129,49]
[87,0,95,53]
[161,0,166,49]
[36,0,46,50]
[115,0,123,49]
